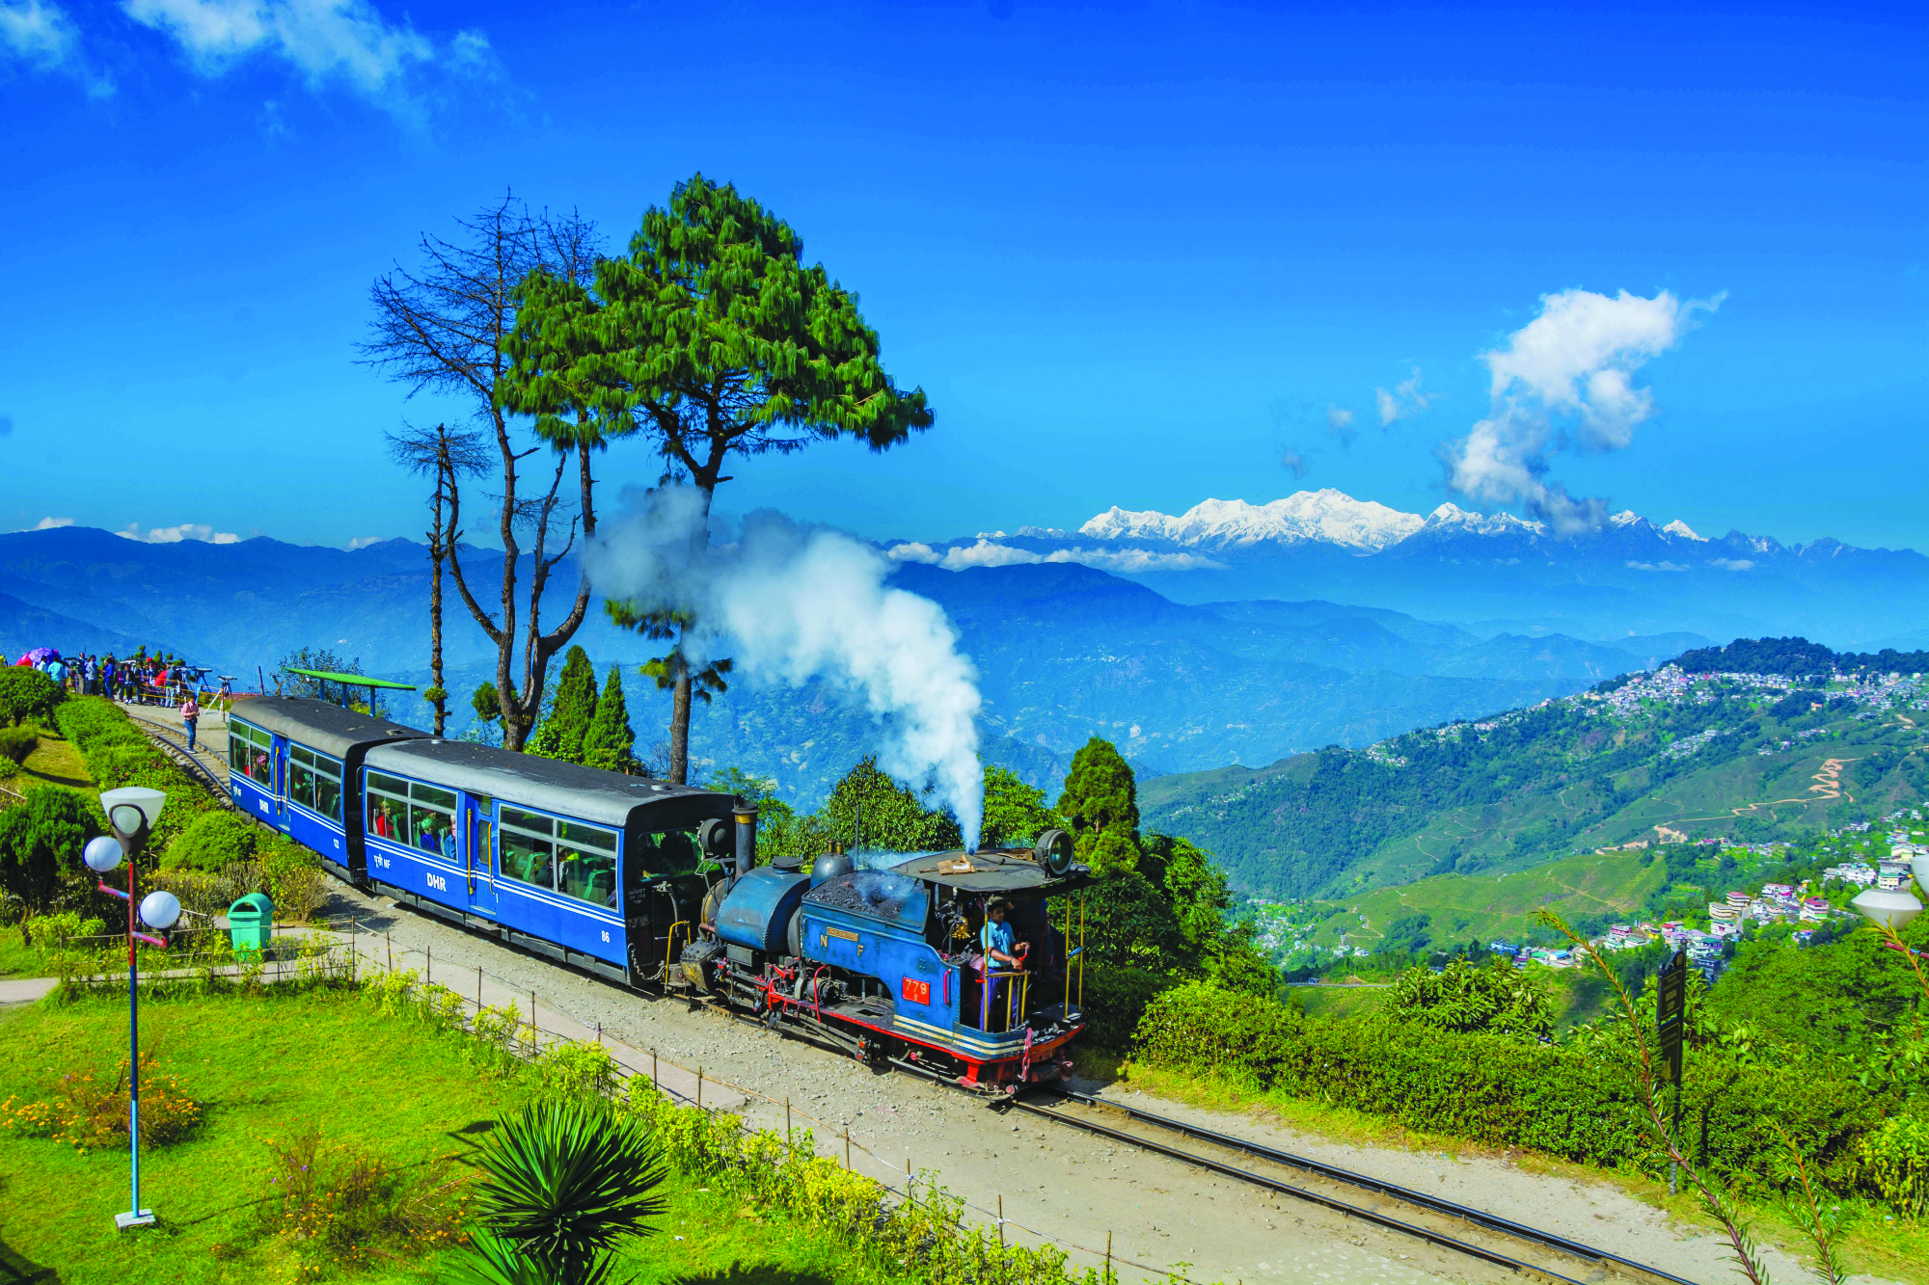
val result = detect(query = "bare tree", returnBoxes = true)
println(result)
[386,422,490,735]
[361,195,605,751]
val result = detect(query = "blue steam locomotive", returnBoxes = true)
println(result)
[228,697,1092,1088]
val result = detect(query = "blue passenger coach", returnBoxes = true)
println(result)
[226,699,427,883]
[358,739,735,986]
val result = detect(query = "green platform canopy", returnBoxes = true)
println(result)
[283,667,417,708]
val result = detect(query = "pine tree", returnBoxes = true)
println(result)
[520,174,933,781]
[581,668,636,773]
[1057,736,1142,875]
[543,646,600,763]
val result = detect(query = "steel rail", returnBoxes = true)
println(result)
[1020,1087,1702,1285]
[137,725,233,808]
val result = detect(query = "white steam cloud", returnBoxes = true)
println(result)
[1442,288,1720,534]
[589,488,986,849]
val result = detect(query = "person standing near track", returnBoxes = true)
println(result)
[182,692,200,752]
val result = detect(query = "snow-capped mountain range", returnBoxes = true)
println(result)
[887,489,1929,646]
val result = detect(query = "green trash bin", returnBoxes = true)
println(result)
[228,892,274,954]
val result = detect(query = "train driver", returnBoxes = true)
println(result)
[981,898,1029,970]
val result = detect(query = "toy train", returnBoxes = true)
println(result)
[227,698,1092,1088]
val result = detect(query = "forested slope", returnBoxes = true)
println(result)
[1142,656,1929,899]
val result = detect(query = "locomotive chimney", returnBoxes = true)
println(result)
[733,804,758,880]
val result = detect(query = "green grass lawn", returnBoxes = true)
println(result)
[0,991,891,1285]
[19,730,89,792]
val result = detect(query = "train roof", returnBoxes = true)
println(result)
[362,738,733,829]
[230,697,427,760]
[890,847,1093,895]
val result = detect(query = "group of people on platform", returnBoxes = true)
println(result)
[16,646,224,752]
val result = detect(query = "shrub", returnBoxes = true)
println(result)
[1387,957,1555,1041]
[532,1039,621,1104]
[0,1051,199,1149]
[54,697,212,849]
[30,910,104,949]
[1860,1113,1929,1219]
[0,668,62,727]
[1078,963,1177,1050]
[0,784,99,912]
[0,725,35,766]
[1133,980,1886,1197]
[0,755,19,780]
[257,1122,470,1270]
[163,812,260,871]
[259,837,326,921]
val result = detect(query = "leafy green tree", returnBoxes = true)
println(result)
[1388,957,1556,1042]
[580,668,635,773]
[537,646,600,764]
[1058,736,1142,875]
[1381,912,1434,955]
[821,758,961,854]
[980,765,1064,849]
[519,174,933,781]
[451,1099,667,1285]
[0,785,98,913]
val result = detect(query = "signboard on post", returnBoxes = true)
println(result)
[1656,949,1687,1085]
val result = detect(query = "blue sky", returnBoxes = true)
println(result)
[2,0,1923,551]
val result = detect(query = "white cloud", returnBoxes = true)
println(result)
[1443,288,1720,534]
[1,0,112,95]
[346,535,386,550]
[1710,557,1754,572]
[1376,368,1437,425]
[28,516,73,530]
[1280,449,1310,479]
[118,521,242,544]
[1325,404,1357,446]
[885,539,1222,574]
[1625,560,1688,572]
[1051,546,1224,573]
[122,0,483,114]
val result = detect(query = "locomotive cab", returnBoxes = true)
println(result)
[690,828,1092,1089]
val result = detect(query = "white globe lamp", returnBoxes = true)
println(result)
[84,836,124,873]
[139,891,181,932]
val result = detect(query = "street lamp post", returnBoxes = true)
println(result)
[84,786,175,1231]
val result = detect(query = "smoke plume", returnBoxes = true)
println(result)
[1442,288,1720,533]
[588,488,985,848]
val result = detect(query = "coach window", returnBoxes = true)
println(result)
[628,828,703,878]
[312,754,344,822]
[231,723,273,786]
[410,784,458,861]
[288,746,315,811]
[500,807,556,891]
[556,820,618,907]
[367,772,410,842]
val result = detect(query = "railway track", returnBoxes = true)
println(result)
[137,724,233,807]
[878,1048,1694,1285]
[1011,1087,1698,1285]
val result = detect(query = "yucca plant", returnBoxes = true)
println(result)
[451,1098,668,1285]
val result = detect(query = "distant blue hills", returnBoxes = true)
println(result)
[4,511,1920,806]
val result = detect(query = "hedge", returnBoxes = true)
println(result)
[55,697,216,851]
[1133,980,1892,1199]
